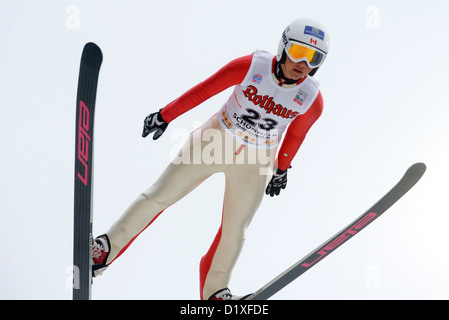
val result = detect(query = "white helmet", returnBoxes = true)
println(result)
[277,18,330,70]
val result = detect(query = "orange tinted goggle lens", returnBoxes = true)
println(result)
[286,42,324,67]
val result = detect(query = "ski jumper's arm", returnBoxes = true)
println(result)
[276,92,323,171]
[160,54,253,123]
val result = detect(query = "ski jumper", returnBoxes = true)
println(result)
[104,50,324,299]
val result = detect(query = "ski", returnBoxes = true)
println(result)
[73,42,102,300]
[245,162,426,300]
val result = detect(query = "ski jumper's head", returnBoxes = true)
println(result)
[277,18,330,79]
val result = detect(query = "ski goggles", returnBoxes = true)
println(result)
[285,41,326,68]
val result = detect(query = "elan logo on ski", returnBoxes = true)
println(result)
[76,100,91,186]
[301,212,377,267]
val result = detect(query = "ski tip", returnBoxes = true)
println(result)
[404,162,426,184]
[410,162,426,175]
[82,42,103,65]
[84,42,101,52]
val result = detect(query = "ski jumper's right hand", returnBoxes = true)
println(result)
[142,110,169,140]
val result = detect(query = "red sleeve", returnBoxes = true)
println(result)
[276,91,324,171]
[160,54,253,123]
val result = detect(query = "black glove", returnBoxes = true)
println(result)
[142,110,169,140]
[265,167,289,197]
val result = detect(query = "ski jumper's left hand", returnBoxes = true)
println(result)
[265,168,289,197]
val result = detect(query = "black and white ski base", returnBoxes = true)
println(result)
[245,162,426,300]
[73,42,102,300]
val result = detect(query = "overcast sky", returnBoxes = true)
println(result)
[1,0,448,300]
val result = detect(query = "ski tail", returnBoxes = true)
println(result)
[73,43,103,300]
[246,162,426,300]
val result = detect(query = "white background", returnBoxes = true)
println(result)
[1,0,448,300]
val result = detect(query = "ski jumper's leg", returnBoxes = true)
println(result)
[199,142,275,300]
[104,118,222,265]
[104,161,212,265]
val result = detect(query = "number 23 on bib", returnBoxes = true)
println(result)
[218,50,320,148]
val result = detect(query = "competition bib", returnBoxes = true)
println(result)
[218,50,319,148]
